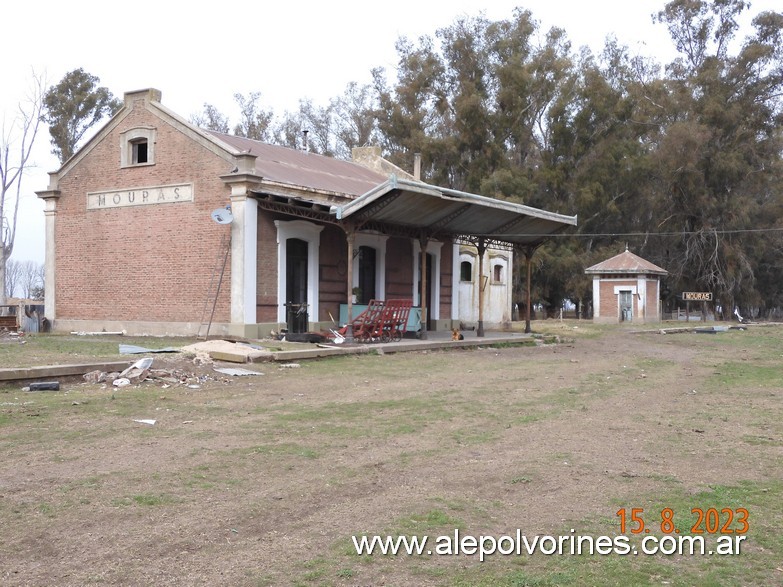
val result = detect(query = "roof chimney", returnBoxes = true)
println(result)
[302,129,309,152]
[414,153,421,181]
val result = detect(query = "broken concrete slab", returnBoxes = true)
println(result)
[208,350,249,364]
[0,361,133,382]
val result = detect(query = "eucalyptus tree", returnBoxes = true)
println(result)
[651,0,783,314]
[43,69,121,164]
[331,82,379,160]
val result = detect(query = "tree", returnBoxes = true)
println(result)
[1,74,44,305]
[31,262,44,300]
[651,0,783,313]
[330,82,379,160]
[19,260,43,299]
[4,258,22,298]
[233,92,274,141]
[43,68,122,164]
[190,103,230,133]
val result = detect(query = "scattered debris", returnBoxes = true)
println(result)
[28,381,60,391]
[0,330,25,344]
[119,344,179,354]
[113,378,131,388]
[279,363,301,369]
[119,358,153,382]
[83,370,107,384]
[133,419,156,425]
[213,367,263,376]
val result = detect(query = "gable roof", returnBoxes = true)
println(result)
[40,87,577,249]
[585,249,668,275]
[209,132,387,197]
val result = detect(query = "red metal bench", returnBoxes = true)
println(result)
[339,299,413,343]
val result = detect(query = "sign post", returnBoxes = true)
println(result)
[682,292,713,322]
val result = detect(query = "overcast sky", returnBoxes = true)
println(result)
[2,0,777,265]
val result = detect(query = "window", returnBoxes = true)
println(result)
[121,127,156,167]
[460,260,473,282]
[493,263,504,284]
[131,139,148,164]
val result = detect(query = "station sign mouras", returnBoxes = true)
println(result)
[682,292,713,301]
[87,183,194,210]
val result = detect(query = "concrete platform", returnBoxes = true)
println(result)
[266,331,540,362]
[1,331,547,382]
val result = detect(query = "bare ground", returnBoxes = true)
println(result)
[0,326,781,586]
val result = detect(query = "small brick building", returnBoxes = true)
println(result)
[585,248,667,324]
[36,88,576,337]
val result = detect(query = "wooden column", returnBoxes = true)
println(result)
[419,234,429,340]
[525,246,534,334]
[476,237,487,337]
[345,226,356,342]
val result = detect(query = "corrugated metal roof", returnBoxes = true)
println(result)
[213,134,577,246]
[208,132,386,196]
[585,249,667,275]
[332,177,577,248]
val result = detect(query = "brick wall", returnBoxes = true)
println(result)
[55,103,234,323]
[646,279,659,320]
[319,225,348,322]
[598,279,637,320]
[255,211,279,322]
[385,238,414,298]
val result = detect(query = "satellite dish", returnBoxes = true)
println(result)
[210,207,233,224]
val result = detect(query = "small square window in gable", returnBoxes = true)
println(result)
[131,139,148,164]
[121,127,156,167]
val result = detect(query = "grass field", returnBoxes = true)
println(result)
[0,322,781,586]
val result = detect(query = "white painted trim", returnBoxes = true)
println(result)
[274,220,324,325]
[613,285,638,295]
[452,243,460,320]
[413,240,443,320]
[615,285,636,321]
[637,277,646,318]
[230,196,258,325]
[592,276,600,318]
[43,202,57,320]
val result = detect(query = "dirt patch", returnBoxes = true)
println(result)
[0,325,780,586]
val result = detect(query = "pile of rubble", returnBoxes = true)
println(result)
[0,330,24,344]
[80,349,269,389]
[83,358,234,389]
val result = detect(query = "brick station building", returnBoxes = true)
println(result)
[585,248,667,324]
[36,88,576,337]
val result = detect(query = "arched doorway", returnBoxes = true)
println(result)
[286,238,309,333]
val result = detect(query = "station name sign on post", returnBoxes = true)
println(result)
[87,183,194,210]
[682,292,713,301]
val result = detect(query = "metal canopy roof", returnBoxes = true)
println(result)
[330,176,577,248]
